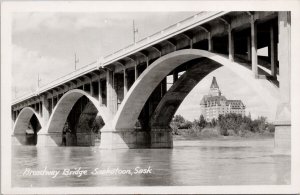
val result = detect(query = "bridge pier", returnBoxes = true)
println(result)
[12,12,291,151]
[99,129,150,149]
[99,128,173,149]
[150,128,173,148]
[36,133,61,146]
[250,14,258,78]
[12,134,27,145]
[106,70,117,114]
[274,11,291,155]
[274,103,291,154]
[36,132,97,147]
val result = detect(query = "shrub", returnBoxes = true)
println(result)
[171,113,271,137]
[171,115,193,129]
[227,129,236,136]
[200,128,220,138]
[267,124,275,133]
[199,115,207,129]
[221,129,229,136]
[173,115,185,124]
[180,120,193,129]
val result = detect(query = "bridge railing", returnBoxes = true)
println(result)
[103,12,208,63]
[38,61,98,92]
[12,61,98,105]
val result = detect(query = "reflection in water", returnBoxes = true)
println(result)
[12,139,290,187]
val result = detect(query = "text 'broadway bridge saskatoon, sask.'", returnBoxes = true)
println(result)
[11,11,291,151]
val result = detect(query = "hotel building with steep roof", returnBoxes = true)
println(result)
[200,77,246,122]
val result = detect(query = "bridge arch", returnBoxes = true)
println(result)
[13,107,43,135]
[46,89,112,134]
[13,107,43,145]
[113,49,280,130]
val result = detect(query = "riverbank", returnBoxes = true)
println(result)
[173,136,275,148]
[173,127,274,141]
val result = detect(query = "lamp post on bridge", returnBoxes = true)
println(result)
[37,73,41,89]
[133,20,138,44]
[74,52,79,70]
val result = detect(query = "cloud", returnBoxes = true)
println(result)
[12,12,149,33]
[12,12,197,36]
[12,44,70,97]
[13,13,110,32]
[11,12,197,97]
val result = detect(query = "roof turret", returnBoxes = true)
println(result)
[210,76,219,89]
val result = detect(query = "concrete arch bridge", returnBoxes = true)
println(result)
[12,11,290,150]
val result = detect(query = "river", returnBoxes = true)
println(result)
[11,138,290,187]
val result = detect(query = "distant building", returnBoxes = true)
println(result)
[200,77,246,122]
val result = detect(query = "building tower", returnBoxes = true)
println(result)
[209,76,221,97]
[200,76,246,122]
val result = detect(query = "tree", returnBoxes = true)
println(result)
[211,118,217,127]
[179,120,193,129]
[171,115,192,129]
[173,115,185,123]
[199,115,207,129]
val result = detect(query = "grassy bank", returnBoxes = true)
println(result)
[173,126,274,141]
[171,113,275,141]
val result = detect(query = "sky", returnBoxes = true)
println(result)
[12,12,279,121]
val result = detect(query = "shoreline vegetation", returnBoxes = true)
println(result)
[171,113,274,140]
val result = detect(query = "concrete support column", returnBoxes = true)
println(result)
[274,11,291,154]
[134,64,138,80]
[247,35,251,61]
[268,46,271,61]
[190,39,193,49]
[41,95,50,129]
[270,24,278,77]
[278,11,291,105]
[36,102,39,113]
[208,32,212,51]
[11,111,15,128]
[98,78,103,106]
[12,111,15,122]
[173,71,178,83]
[228,25,234,62]
[106,70,117,114]
[123,68,128,97]
[251,15,258,78]
[161,78,167,97]
[146,57,149,67]
[51,96,54,112]
[39,102,42,117]
[90,81,94,97]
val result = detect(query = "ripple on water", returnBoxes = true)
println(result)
[11,139,290,187]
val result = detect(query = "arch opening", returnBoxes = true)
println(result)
[62,96,104,146]
[150,58,222,129]
[46,89,111,146]
[113,49,279,132]
[13,107,42,145]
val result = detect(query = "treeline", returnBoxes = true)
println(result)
[171,113,275,137]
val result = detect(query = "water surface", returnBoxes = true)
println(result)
[12,138,290,187]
